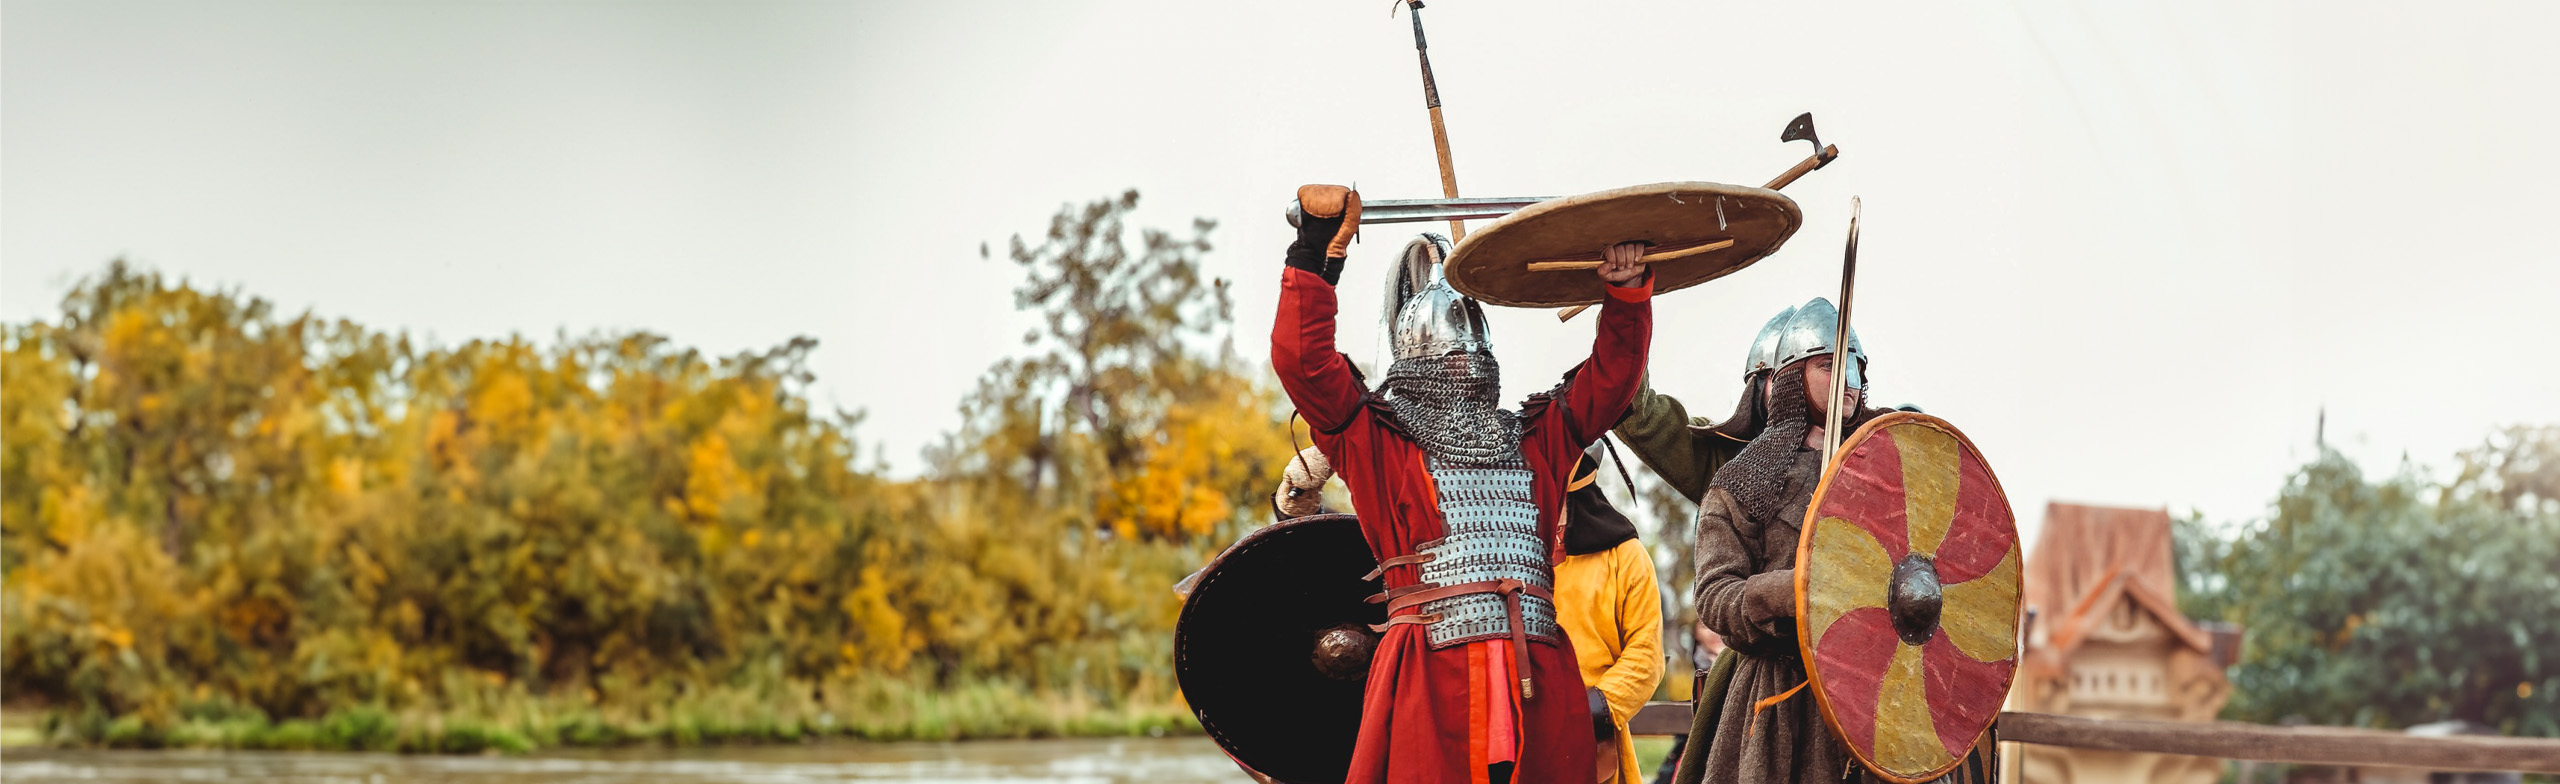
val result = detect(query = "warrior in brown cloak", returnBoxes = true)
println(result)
[1671,297,1891,784]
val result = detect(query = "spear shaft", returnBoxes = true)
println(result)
[1406,2,1467,242]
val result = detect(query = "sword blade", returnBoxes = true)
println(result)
[1823,197,1862,466]
[1358,196,1552,225]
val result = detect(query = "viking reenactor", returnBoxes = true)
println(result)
[1673,298,1895,783]
[1551,445,1665,784]
[1272,184,1653,784]
[1615,300,1875,776]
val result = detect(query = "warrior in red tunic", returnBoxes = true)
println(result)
[1271,185,1654,784]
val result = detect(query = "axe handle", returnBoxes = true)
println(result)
[1556,304,1593,321]
[1763,144,1840,191]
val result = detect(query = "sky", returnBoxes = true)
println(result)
[6,1,2556,544]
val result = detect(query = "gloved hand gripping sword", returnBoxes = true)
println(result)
[1283,184,1363,285]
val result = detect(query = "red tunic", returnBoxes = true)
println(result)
[1271,266,1654,784]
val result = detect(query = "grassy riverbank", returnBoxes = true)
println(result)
[12,678,1199,752]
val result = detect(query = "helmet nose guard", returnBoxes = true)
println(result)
[1387,234,1493,363]
[1773,296,1867,392]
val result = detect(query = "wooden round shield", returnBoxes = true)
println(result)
[1443,181,1801,308]
[1794,413,2021,783]
[1174,514,1384,784]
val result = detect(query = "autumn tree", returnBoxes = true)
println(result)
[940,189,1293,541]
[2,190,1302,746]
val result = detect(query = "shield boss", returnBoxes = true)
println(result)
[1795,413,2021,783]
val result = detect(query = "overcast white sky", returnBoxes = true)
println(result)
[6,1,2555,542]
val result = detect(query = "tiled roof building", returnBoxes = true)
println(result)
[2004,503,2241,784]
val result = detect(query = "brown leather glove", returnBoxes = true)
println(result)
[1285,184,1361,284]
[1299,184,1360,257]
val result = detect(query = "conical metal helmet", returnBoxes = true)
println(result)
[1385,234,1493,362]
[1745,305,1796,379]
[1772,296,1866,391]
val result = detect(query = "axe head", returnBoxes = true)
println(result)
[1781,112,1821,150]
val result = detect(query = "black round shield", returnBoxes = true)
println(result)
[1174,513,1384,784]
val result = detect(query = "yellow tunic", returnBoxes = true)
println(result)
[1554,536,1665,784]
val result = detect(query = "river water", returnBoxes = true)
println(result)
[0,737,1254,783]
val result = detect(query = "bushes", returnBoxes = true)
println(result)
[0,259,1262,750]
[3,196,1280,750]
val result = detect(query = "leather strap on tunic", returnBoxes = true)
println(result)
[1370,577,1558,699]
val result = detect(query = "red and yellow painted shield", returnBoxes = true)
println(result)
[1794,413,2021,783]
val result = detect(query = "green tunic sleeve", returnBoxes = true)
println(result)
[1611,376,1742,504]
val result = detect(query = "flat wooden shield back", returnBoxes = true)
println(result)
[1174,514,1383,784]
[1442,181,1801,308]
[1795,413,2022,783]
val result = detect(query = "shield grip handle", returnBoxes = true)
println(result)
[1524,238,1735,272]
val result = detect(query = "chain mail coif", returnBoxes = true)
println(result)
[1711,363,1822,533]
[1382,350,1524,466]
[1712,363,1893,534]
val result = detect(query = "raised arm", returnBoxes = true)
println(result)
[1558,243,1655,446]
[1270,185,1367,432]
[1612,379,1718,504]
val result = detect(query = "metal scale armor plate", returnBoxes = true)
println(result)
[1416,459,1560,648]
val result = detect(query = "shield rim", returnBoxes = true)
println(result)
[1791,412,2021,784]
[1442,181,1803,308]
[1173,513,1375,784]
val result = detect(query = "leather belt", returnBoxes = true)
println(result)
[1361,551,1437,581]
[1368,578,1554,699]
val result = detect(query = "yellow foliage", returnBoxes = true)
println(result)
[841,563,914,672]
[1096,366,1292,540]
[683,432,753,525]
[5,201,1271,730]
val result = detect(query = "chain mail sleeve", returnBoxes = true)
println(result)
[1271,266,1368,433]
[1555,277,1654,447]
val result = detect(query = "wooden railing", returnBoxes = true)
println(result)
[1627,702,2560,774]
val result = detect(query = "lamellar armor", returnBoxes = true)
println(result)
[1412,461,1562,649]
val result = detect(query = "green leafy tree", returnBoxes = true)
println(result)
[2176,427,2560,736]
